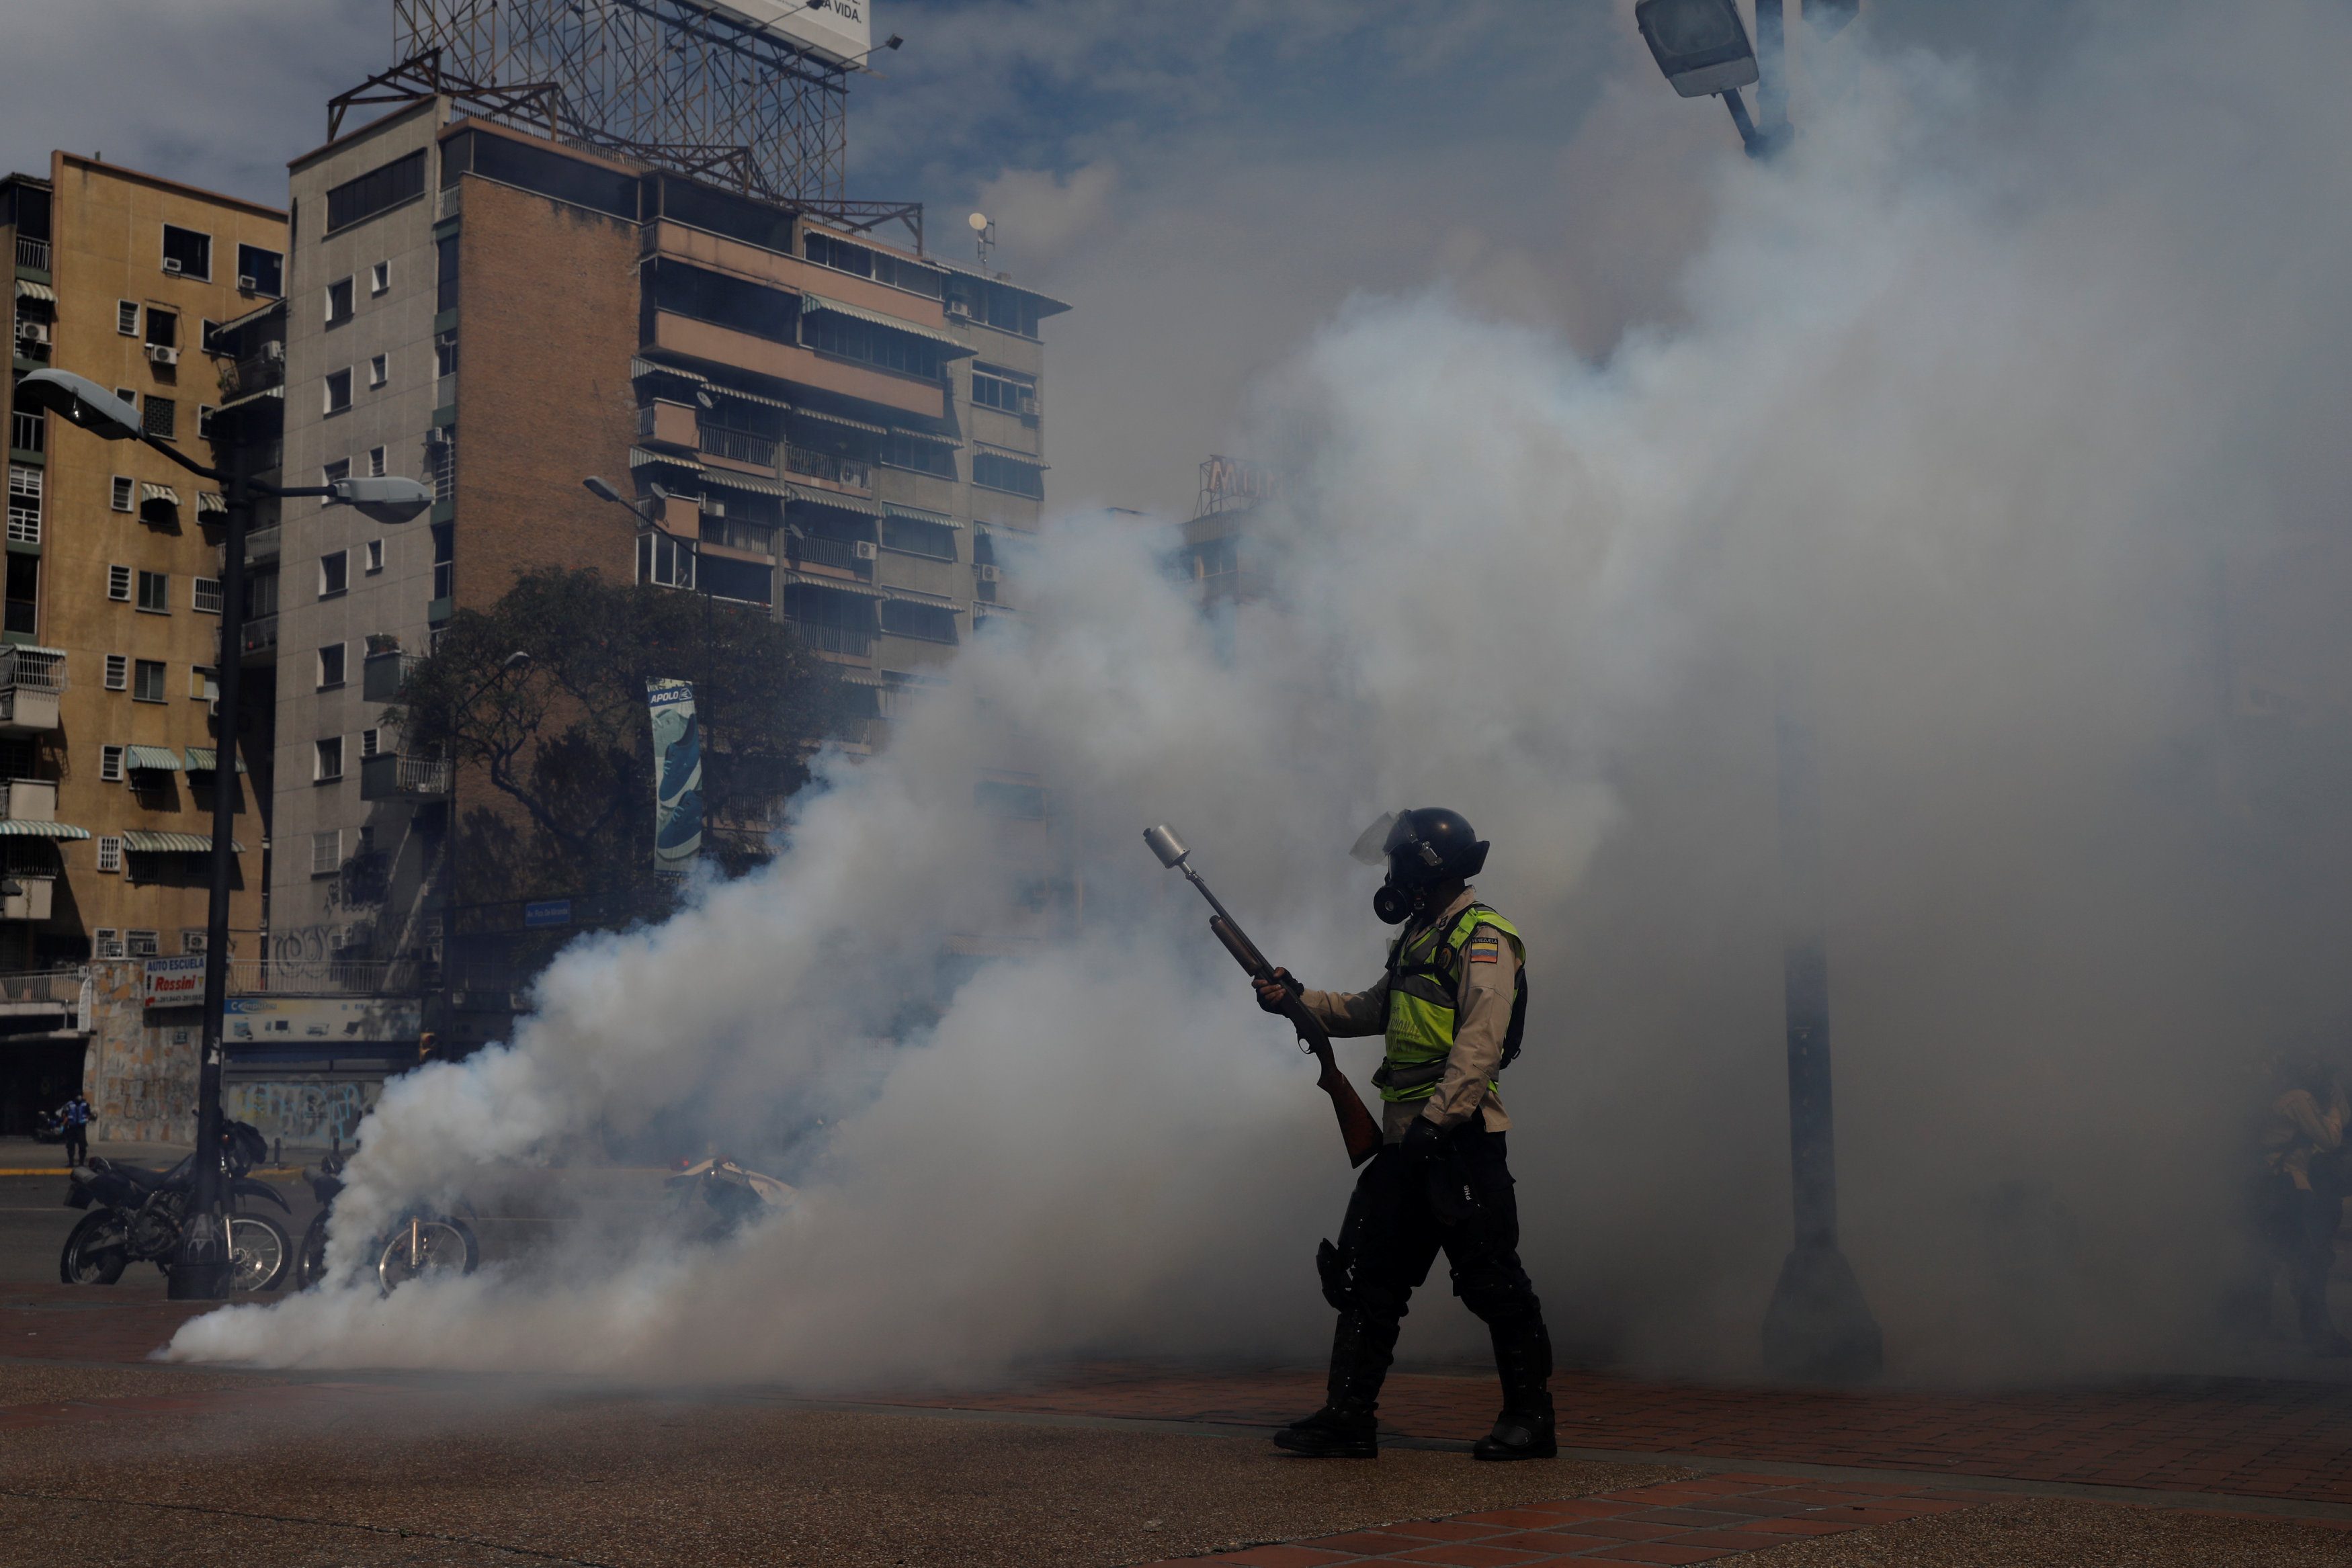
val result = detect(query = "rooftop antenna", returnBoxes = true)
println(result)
[968,210,995,271]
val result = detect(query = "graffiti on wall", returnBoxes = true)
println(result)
[224,1079,382,1146]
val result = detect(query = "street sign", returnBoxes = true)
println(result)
[144,955,206,1006]
[524,898,573,928]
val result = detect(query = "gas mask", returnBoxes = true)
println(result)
[1353,812,1450,925]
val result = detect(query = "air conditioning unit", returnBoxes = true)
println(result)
[162,258,183,275]
[853,539,878,560]
[146,344,179,366]
[15,322,48,345]
[261,341,285,363]
[237,275,257,292]
[978,564,1002,582]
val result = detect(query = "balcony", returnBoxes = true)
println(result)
[224,957,423,996]
[787,620,874,658]
[363,648,423,702]
[784,445,872,491]
[221,349,285,400]
[360,752,452,801]
[0,779,56,822]
[786,534,872,577]
[0,967,77,1008]
[14,237,48,274]
[243,525,280,562]
[0,877,54,922]
[8,410,39,455]
[637,399,698,450]
[702,422,777,470]
[0,647,66,732]
[239,613,278,665]
[645,310,947,423]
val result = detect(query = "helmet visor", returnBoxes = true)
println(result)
[1349,811,1403,866]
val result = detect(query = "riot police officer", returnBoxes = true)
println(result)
[1255,807,1554,1461]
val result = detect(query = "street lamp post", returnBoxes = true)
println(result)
[17,370,431,1300]
[585,474,716,848]
[1632,1,1884,1383]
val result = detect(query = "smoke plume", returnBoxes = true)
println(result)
[173,0,2352,1388]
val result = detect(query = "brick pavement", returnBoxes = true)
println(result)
[1132,1473,2352,1567]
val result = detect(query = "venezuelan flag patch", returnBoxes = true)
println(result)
[1466,932,1502,964]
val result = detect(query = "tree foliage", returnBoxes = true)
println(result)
[384,568,842,910]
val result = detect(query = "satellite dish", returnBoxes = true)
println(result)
[967,212,989,232]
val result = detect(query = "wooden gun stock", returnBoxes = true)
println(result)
[1210,915,1383,1168]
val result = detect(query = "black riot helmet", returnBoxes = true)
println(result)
[1355,807,1490,924]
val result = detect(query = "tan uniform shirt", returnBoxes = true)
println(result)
[1298,885,1519,1143]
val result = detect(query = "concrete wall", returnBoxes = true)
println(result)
[82,960,194,1143]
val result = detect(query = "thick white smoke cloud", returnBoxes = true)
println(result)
[175,1,2352,1387]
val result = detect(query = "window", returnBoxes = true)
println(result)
[181,930,207,955]
[125,930,160,958]
[798,303,947,381]
[190,666,218,701]
[320,552,348,598]
[364,539,384,574]
[368,353,386,388]
[370,261,390,295]
[192,576,222,613]
[324,369,351,412]
[880,430,957,478]
[972,451,1046,499]
[361,727,380,758]
[110,476,134,512]
[235,243,283,296]
[160,225,211,279]
[881,516,957,561]
[325,277,354,324]
[368,446,386,478]
[435,234,460,313]
[196,404,216,441]
[310,828,341,874]
[429,431,456,501]
[317,644,346,688]
[144,310,177,349]
[107,564,132,601]
[323,458,350,487]
[970,364,1036,415]
[325,149,426,233]
[103,655,127,691]
[116,300,138,336]
[3,556,33,637]
[434,331,459,377]
[92,926,124,954]
[132,659,166,702]
[142,396,175,441]
[115,387,138,410]
[432,519,454,599]
[879,599,960,644]
[6,465,39,544]
[314,737,344,781]
[136,570,169,612]
[99,746,125,783]
[636,531,695,590]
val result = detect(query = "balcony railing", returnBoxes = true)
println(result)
[360,752,452,801]
[700,423,776,468]
[243,525,280,562]
[240,613,279,657]
[0,648,67,694]
[788,534,869,573]
[363,649,423,702]
[14,237,48,272]
[784,445,872,490]
[222,351,285,400]
[788,620,874,657]
[0,966,79,1006]
[224,957,425,996]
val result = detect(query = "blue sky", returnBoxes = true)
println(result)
[1,1,2007,509]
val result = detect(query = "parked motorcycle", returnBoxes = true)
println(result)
[60,1120,292,1293]
[292,1147,480,1293]
[32,1108,63,1144]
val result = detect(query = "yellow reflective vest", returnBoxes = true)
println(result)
[1375,904,1526,1104]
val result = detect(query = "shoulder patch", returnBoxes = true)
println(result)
[1466,932,1502,963]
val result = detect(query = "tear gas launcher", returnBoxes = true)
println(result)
[1144,825,1383,1168]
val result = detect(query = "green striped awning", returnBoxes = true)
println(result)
[882,502,961,529]
[783,483,883,518]
[121,830,245,854]
[0,820,90,840]
[798,294,977,355]
[183,747,247,774]
[124,746,181,772]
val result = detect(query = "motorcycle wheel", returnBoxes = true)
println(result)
[227,1215,293,1293]
[375,1215,479,1293]
[292,1214,330,1291]
[59,1211,130,1285]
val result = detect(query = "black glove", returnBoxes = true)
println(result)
[1401,1115,1445,1160]
[1255,968,1302,1015]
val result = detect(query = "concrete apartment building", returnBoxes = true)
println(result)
[270,99,1068,1042]
[0,156,284,1131]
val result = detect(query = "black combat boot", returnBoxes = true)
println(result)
[1473,1315,1558,1461]
[1274,1311,1399,1458]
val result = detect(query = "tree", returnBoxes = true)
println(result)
[384,568,843,924]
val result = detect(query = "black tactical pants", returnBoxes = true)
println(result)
[1329,1125,1542,1330]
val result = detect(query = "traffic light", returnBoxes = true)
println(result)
[419,1031,438,1063]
